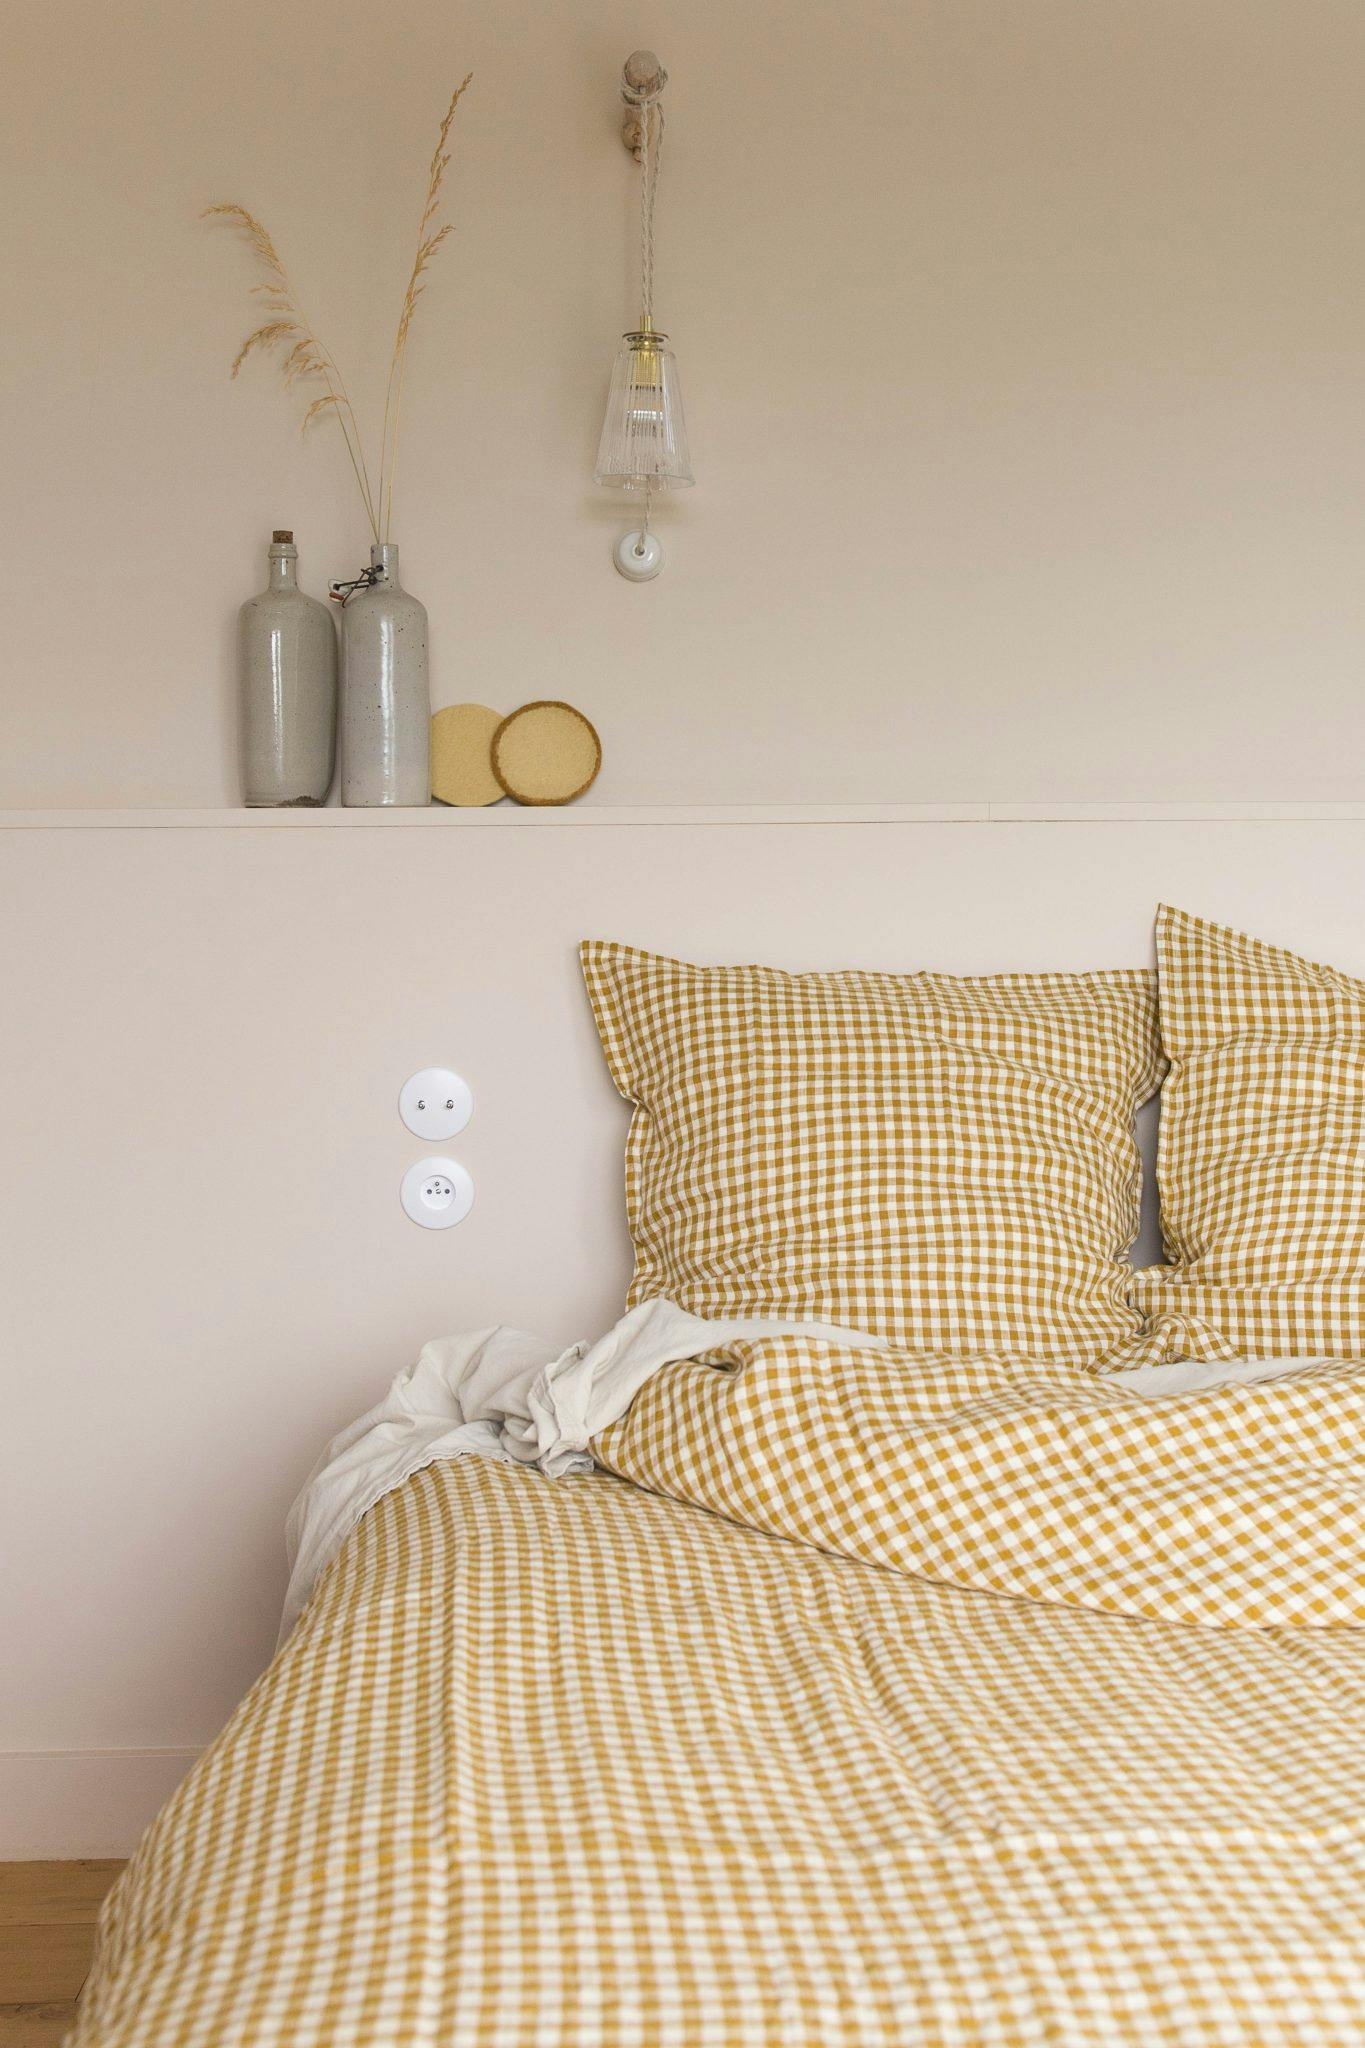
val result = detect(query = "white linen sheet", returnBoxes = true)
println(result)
[281,1299,886,1638]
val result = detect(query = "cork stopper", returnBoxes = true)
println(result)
[272,529,294,545]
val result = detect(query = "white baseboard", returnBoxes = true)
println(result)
[0,1749,201,1858]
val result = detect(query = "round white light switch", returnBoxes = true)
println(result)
[401,1157,475,1231]
[399,1068,473,1141]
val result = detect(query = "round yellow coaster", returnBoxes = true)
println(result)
[492,701,602,806]
[430,703,506,807]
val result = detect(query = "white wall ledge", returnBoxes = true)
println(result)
[4,801,1365,830]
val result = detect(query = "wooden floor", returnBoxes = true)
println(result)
[0,1865,125,2047]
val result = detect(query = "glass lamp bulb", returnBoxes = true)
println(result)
[594,329,694,491]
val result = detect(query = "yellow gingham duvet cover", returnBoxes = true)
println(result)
[75,1351,1365,2046]
[595,1339,1365,1628]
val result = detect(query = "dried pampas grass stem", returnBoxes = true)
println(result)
[379,73,473,542]
[204,77,471,548]
[202,203,380,542]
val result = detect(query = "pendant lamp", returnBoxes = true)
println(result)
[595,50,694,580]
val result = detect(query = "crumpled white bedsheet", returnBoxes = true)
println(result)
[280,1299,1316,1643]
[280,1299,883,1640]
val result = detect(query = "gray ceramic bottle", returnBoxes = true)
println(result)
[339,543,430,806]
[239,531,338,806]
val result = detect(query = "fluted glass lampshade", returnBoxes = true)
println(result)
[594,328,694,490]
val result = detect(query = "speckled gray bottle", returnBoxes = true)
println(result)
[339,543,430,806]
[239,531,337,806]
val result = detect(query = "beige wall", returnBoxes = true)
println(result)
[5,808,1365,1853]
[5,0,1365,809]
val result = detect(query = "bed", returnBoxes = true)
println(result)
[68,904,1365,2045]
[72,1321,1365,2046]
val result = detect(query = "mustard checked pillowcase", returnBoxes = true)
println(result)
[581,940,1164,1364]
[1132,903,1365,1361]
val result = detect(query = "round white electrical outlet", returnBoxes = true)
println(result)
[401,1157,475,1231]
[399,1068,473,1141]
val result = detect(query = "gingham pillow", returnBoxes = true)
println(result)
[1132,904,1365,1360]
[581,940,1164,1363]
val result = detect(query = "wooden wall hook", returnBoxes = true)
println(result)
[621,49,667,159]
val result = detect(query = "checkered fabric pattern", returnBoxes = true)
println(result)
[581,941,1164,1363]
[74,1454,1365,2047]
[594,1337,1365,1627]
[1131,903,1365,1360]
